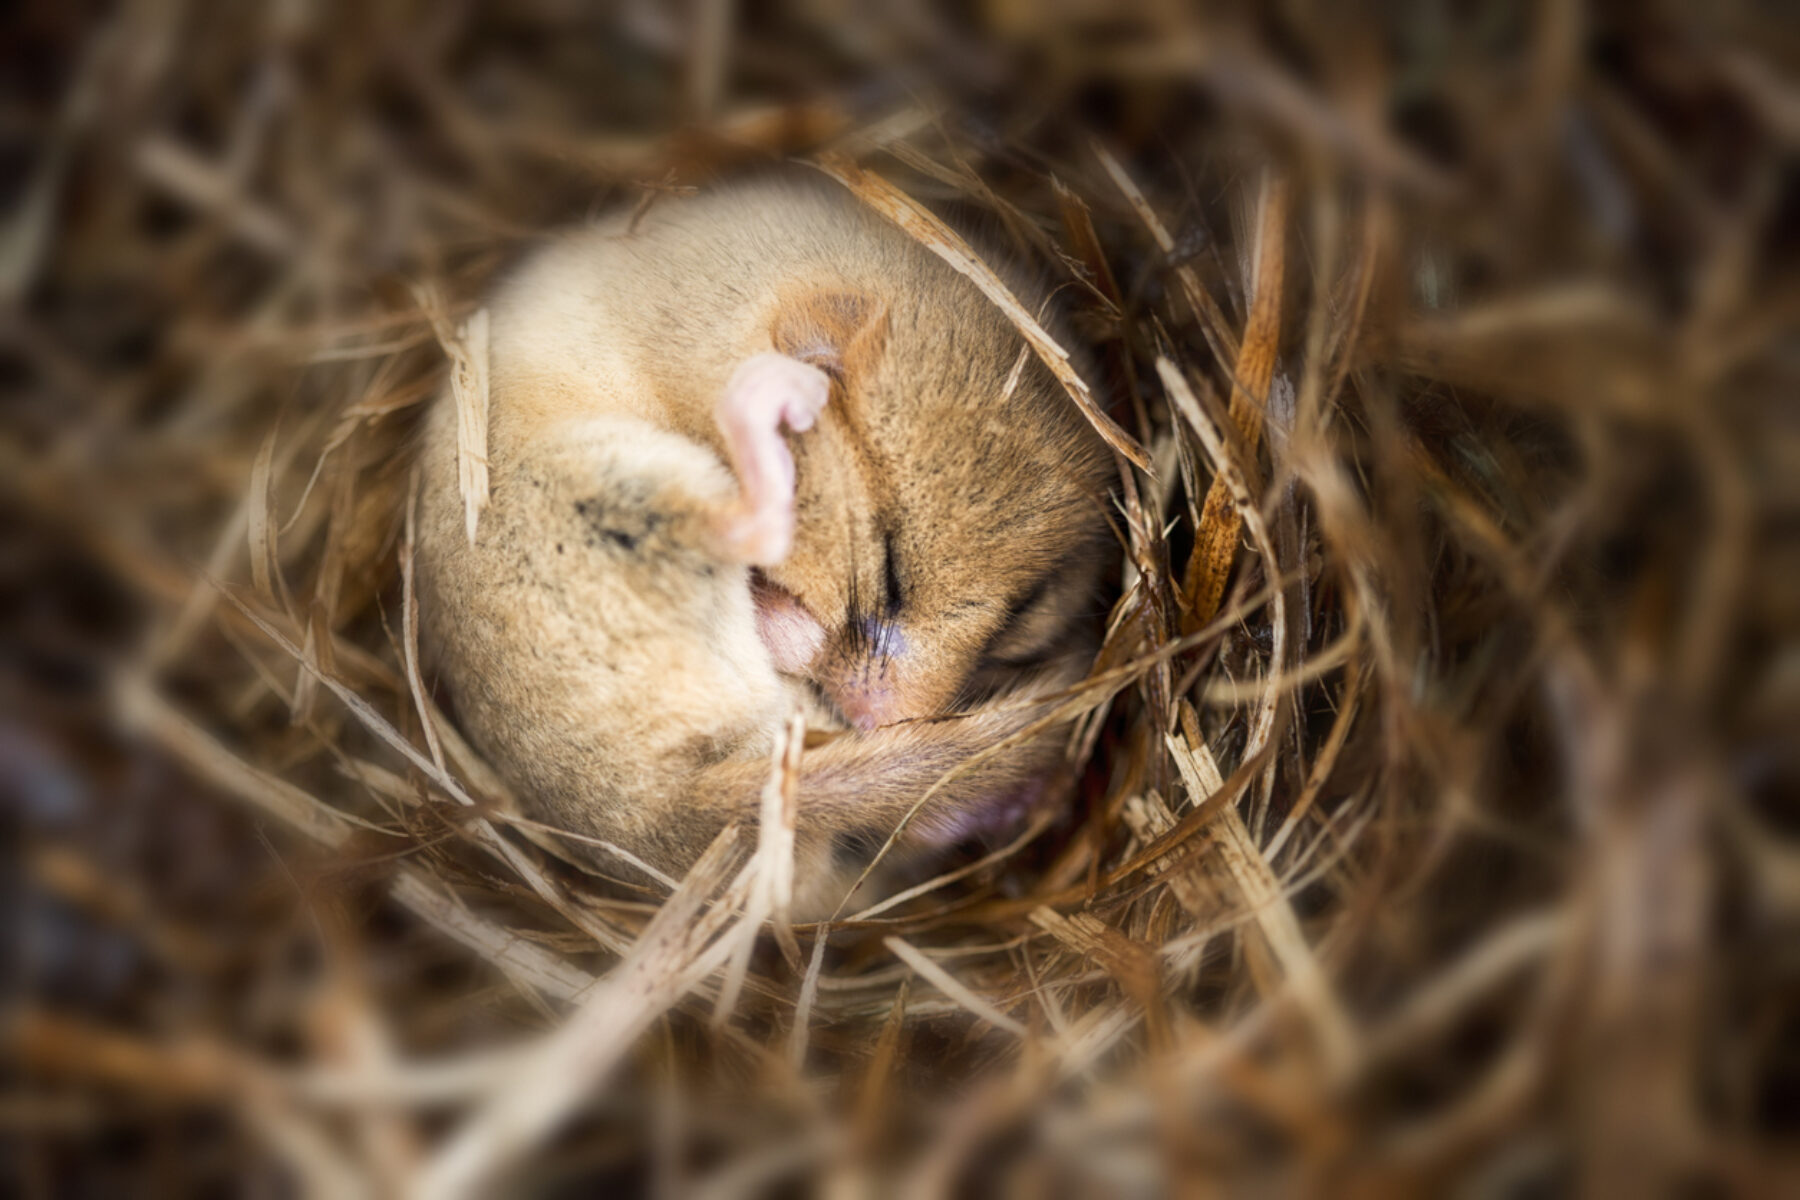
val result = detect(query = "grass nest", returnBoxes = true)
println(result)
[6,2,1798,1195]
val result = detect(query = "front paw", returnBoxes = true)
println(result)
[713,352,830,565]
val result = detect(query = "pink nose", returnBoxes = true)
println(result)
[835,684,899,732]
[826,618,911,731]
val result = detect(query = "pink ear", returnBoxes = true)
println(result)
[749,572,826,674]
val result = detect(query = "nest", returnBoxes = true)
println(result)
[7,3,1797,1195]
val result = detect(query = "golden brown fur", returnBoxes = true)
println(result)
[416,176,1113,913]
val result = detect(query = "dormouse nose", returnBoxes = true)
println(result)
[820,617,922,732]
[835,690,892,732]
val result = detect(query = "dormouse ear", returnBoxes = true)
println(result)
[770,290,888,383]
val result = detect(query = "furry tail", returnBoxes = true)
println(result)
[634,689,1074,914]
[709,696,1065,841]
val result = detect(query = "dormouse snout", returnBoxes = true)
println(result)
[751,578,940,730]
[815,618,963,733]
[832,617,910,731]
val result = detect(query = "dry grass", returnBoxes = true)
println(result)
[5,2,1799,1195]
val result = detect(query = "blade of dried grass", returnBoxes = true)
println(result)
[1163,353,1332,964]
[1360,909,1568,1069]
[787,928,830,1072]
[385,872,597,1006]
[1263,659,1367,862]
[1162,356,1297,773]
[882,138,1065,271]
[1308,191,1387,445]
[1120,792,1220,957]
[761,710,805,968]
[714,711,805,1025]
[410,825,748,1200]
[490,813,680,891]
[10,1012,247,1102]
[13,1013,369,1199]
[852,977,909,1139]
[115,671,352,849]
[1092,142,1240,368]
[841,804,1059,922]
[1180,173,1290,626]
[813,153,1150,471]
[284,1044,531,1109]
[883,937,1027,1038]
[1052,1002,1143,1081]
[1092,738,1272,897]
[1029,908,1161,1023]
[1017,940,1072,1040]
[454,309,492,546]
[1052,176,1125,312]
[400,473,445,772]
[810,936,1028,995]
[217,583,631,954]
[1192,629,1357,706]
[119,672,597,1007]
[133,134,297,257]
[289,607,329,725]
[247,425,279,602]
[304,329,437,364]
[413,284,490,545]
[1165,727,1355,1076]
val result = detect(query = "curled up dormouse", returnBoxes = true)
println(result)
[415,175,1116,915]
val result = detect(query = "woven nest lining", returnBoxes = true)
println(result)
[7,3,1798,1195]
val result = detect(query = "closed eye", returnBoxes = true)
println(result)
[979,576,1064,669]
[882,528,904,616]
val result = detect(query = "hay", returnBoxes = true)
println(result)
[6,2,1798,1195]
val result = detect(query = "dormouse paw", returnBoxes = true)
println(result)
[713,352,830,565]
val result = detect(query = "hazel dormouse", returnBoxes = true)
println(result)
[415,175,1115,915]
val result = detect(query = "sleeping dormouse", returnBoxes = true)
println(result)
[415,175,1115,914]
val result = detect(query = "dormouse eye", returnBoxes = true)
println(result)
[980,577,1066,669]
[882,530,904,615]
